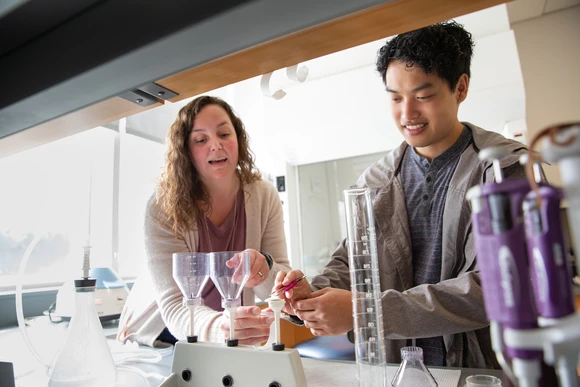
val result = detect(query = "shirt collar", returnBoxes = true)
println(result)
[408,125,472,167]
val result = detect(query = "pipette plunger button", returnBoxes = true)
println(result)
[226,338,238,347]
[187,335,197,343]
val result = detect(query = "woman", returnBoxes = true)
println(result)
[117,95,291,346]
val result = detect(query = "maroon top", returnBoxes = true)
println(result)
[197,189,246,311]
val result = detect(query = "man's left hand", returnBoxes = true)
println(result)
[291,288,353,336]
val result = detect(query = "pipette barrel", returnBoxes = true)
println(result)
[469,177,542,361]
[524,186,575,319]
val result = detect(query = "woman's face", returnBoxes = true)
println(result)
[188,104,239,185]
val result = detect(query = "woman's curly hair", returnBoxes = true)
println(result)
[157,95,261,236]
[376,21,474,90]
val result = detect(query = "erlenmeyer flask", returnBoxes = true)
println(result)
[48,280,116,387]
[391,346,438,387]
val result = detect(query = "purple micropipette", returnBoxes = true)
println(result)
[524,183,575,320]
[467,147,542,382]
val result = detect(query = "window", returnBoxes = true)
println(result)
[116,134,165,278]
[0,126,165,291]
[0,128,115,290]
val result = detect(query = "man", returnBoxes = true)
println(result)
[275,21,528,368]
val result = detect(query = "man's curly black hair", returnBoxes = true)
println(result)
[376,21,474,91]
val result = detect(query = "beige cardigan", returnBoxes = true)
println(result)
[117,179,290,347]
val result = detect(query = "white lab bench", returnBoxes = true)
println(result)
[0,315,507,387]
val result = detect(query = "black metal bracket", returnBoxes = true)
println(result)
[118,82,178,107]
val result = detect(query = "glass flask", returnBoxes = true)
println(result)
[48,280,117,387]
[391,346,438,387]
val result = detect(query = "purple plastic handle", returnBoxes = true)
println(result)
[524,186,575,319]
[471,178,542,360]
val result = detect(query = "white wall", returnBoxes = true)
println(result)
[122,4,530,268]
[512,5,580,185]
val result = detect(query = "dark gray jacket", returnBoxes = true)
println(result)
[311,123,528,368]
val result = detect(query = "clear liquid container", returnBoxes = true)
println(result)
[48,284,116,387]
[173,252,210,301]
[344,188,387,387]
[391,346,438,387]
[464,375,502,386]
[209,251,250,308]
[209,251,250,344]
[173,252,210,341]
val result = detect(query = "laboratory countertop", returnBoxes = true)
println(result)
[0,316,506,387]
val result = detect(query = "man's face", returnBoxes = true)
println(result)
[385,60,468,160]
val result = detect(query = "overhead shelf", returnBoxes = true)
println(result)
[0,0,505,158]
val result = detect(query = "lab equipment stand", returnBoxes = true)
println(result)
[158,341,307,387]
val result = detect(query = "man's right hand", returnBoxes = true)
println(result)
[273,270,312,315]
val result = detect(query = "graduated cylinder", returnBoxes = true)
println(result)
[344,187,387,387]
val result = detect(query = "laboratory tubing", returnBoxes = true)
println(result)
[464,374,502,387]
[391,346,437,387]
[344,187,387,387]
[209,251,250,346]
[172,252,210,343]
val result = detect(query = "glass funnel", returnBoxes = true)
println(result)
[172,252,210,342]
[391,346,438,387]
[344,188,387,387]
[210,251,250,345]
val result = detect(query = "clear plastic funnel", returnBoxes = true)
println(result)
[172,252,210,302]
[172,252,210,341]
[210,251,250,308]
[210,251,250,345]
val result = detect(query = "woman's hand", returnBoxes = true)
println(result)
[243,249,271,288]
[220,306,274,345]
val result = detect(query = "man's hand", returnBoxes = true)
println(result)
[220,306,274,345]
[292,288,353,336]
[274,270,312,315]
